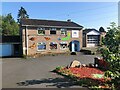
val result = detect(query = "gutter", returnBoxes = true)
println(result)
[21,25,83,29]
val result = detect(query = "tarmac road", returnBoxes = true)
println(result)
[2,53,97,88]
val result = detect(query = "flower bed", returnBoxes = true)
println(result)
[54,66,111,88]
[55,67,106,81]
[70,67,104,79]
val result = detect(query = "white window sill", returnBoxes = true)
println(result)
[38,34,45,35]
[37,50,46,52]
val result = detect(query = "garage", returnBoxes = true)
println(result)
[0,44,13,57]
[0,36,21,57]
[87,35,100,47]
[83,29,100,47]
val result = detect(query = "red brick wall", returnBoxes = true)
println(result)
[22,27,83,55]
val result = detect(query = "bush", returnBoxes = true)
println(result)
[100,22,120,89]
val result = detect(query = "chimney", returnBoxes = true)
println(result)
[67,19,71,22]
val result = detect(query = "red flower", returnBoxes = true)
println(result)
[57,67,109,82]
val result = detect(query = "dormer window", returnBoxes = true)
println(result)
[37,27,45,35]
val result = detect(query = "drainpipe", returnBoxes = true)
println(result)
[26,26,28,55]
[24,26,27,55]
[25,26,28,56]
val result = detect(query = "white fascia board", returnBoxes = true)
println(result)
[87,30,100,35]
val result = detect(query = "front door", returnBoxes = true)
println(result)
[69,40,80,52]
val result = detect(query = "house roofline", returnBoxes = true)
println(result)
[21,25,83,29]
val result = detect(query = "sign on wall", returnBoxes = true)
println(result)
[61,32,71,41]
[44,37,50,41]
[72,30,79,38]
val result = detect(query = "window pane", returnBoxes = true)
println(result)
[60,44,67,49]
[50,43,57,49]
[37,43,46,50]
[50,31,56,34]
[61,28,67,35]
[50,28,56,30]
[37,27,45,30]
[38,30,45,35]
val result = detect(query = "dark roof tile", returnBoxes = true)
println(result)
[20,19,83,29]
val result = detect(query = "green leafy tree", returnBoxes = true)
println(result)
[0,15,2,35]
[104,22,120,53]
[17,7,29,23]
[2,13,19,35]
[101,22,120,89]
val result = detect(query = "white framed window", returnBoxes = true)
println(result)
[37,42,46,51]
[60,42,68,50]
[61,28,67,35]
[50,42,57,50]
[37,27,45,35]
[50,28,56,34]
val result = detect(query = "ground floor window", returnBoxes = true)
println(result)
[50,42,57,50]
[37,42,46,51]
[60,42,68,50]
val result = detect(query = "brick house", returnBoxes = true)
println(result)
[20,19,83,56]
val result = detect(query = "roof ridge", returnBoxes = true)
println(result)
[23,18,74,23]
[21,18,83,28]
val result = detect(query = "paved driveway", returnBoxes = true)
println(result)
[2,53,97,88]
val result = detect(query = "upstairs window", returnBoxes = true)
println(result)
[61,28,67,35]
[50,28,56,35]
[37,42,46,51]
[50,42,57,50]
[37,27,45,35]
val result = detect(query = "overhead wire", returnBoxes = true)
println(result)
[46,4,117,18]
